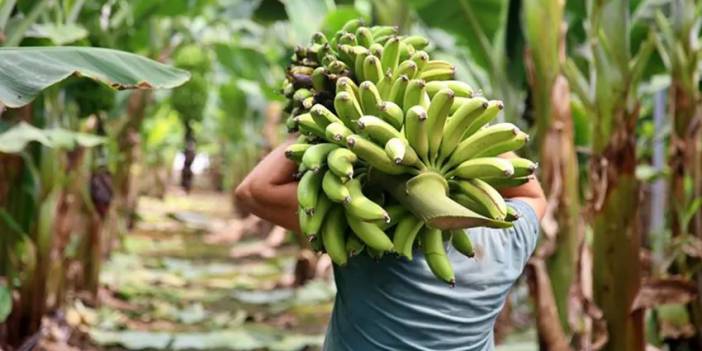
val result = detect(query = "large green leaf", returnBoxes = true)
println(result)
[408,0,509,71]
[24,23,88,45]
[0,46,190,108]
[0,121,106,154]
[283,0,332,44]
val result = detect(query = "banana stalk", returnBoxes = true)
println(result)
[371,171,510,230]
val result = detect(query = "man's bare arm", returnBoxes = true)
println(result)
[235,140,300,232]
[497,152,547,220]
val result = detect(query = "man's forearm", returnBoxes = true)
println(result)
[236,140,301,232]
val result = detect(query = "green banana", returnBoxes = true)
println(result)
[388,75,410,105]
[402,35,429,50]
[354,49,369,82]
[377,72,393,97]
[285,143,311,162]
[338,32,357,46]
[385,137,419,166]
[382,204,408,229]
[310,104,342,128]
[483,176,533,189]
[403,79,427,112]
[342,19,364,33]
[334,91,363,124]
[311,32,328,45]
[472,131,530,158]
[392,214,423,260]
[420,68,455,81]
[297,170,324,215]
[377,100,404,130]
[421,227,455,285]
[355,26,374,48]
[322,206,349,266]
[295,113,327,139]
[371,25,398,38]
[311,67,329,92]
[300,194,332,238]
[346,234,365,256]
[450,179,507,220]
[424,59,453,71]
[404,105,429,162]
[369,43,384,58]
[346,134,410,175]
[436,98,489,163]
[337,44,353,63]
[357,115,402,145]
[345,178,390,223]
[510,157,538,177]
[359,81,383,116]
[381,37,401,74]
[325,122,354,144]
[327,148,357,180]
[426,80,473,98]
[505,206,520,221]
[445,123,521,168]
[293,88,313,103]
[446,157,515,179]
[410,51,429,75]
[363,55,383,83]
[301,96,315,110]
[426,88,455,161]
[345,211,394,251]
[336,76,360,101]
[450,230,475,258]
[392,60,418,81]
[398,41,415,61]
[322,170,352,204]
[302,143,339,172]
[328,60,348,74]
[462,100,504,138]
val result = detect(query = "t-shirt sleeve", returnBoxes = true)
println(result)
[503,199,540,267]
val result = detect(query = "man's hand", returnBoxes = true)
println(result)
[497,152,547,220]
[235,139,301,232]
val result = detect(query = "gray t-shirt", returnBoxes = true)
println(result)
[323,200,539,351]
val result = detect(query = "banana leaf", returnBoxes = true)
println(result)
[0,46,190,108]
[0,121,105,154]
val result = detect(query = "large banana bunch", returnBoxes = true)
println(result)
[282,19,536,285]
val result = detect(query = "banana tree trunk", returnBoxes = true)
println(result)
[523,0,580,334]
[111,90,149,238]
[539,75,581,336]
[591,117,644,351]
[181,120,196,192]
[669,70,702,348]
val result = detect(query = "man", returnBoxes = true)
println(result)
[236,139,546,350]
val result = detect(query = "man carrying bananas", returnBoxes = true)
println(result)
[236,141,546,350]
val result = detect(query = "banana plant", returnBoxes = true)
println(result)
[654,0,702,344]
[522,0,580,343]
[0,46,187,347]
[407,0,525,124]
[563,1,656,350]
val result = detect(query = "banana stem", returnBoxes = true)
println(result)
[369,170,510,230]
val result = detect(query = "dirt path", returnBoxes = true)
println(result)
[73,190,333,350]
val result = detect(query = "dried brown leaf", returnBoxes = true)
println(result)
[631,277,697,311]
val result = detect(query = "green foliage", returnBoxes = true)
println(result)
[0,47,190,108]
[64,79,116,118]
[171,74,208,123]
[174,44,211,74]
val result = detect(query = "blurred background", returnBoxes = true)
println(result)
[0,0,701,350]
